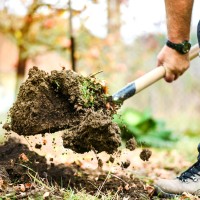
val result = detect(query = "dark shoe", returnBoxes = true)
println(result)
[154,144,200,198]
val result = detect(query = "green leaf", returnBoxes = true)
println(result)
[114,107,178,148]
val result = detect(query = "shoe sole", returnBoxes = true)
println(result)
[154,185,180,199]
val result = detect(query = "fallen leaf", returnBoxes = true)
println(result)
[19,153,29,162]
[43,191,50,198]
[180,192,199,200]
[124,184,130,190]
[25,183,32,189]
[145,185,155,197]
[20,184,26,192]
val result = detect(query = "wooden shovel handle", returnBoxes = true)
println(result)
[135,43,200,94]
[112,43,199,102]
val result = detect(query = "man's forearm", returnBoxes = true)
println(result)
[164,0,194,43]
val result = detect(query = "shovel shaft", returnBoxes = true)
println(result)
[112,43,200,103]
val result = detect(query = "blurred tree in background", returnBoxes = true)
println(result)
[0,0,74,92]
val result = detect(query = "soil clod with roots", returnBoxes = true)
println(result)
[6,66,121,154]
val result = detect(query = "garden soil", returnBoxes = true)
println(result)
[5,66,122,154]
[1,67,153,199]
[0,137,151,199]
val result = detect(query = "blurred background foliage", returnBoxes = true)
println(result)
[114,108,178,148]
[0,0,200,147]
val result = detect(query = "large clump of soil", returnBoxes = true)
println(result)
[7,66,121,153]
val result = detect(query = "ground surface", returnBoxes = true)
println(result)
[1,67,198,199]
[0,131,199,199]
[1,67,151,199]
[0,132,151,199]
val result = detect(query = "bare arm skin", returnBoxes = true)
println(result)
[157,0,194,82]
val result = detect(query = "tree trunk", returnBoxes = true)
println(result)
[15,53,26,97]
[69,0,76,71]
[107,0,121,35]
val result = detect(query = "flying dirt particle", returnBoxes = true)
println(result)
[121,159,131,169]
[43,139,47,145]
[139,149,152,161]
[2,123,11,131]
[109,155,115,163]
[49,158,53,162]
[126,138,137,151]
[118,150,122,155]
[97,157,103,168]
[35,143,42,149]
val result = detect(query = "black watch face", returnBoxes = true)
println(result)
[182,42,191,53]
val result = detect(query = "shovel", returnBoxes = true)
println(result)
[111,43,200,103]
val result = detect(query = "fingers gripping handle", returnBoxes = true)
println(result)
[112,66,166,102]
[112,43,199,103]
[132,44,198,94]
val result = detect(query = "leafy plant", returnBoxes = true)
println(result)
[80,80,96,107]
[113,108,178,148]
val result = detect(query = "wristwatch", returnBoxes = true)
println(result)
[166,40,191,54]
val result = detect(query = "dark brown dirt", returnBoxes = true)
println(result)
[108,155,115,163]
[140,149,152,161]
[126,137,137,151]
[1,67,158,199]
[0,138,150,199]
[121,159,131,169]
[6,66,121,154]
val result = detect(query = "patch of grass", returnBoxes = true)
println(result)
[52,80,61,92]
[0,163,116,200]
[80,78,106,108]
[81,80,96,107]
[64,189,99,200]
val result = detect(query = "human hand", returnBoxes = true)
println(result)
[157,45,190,82]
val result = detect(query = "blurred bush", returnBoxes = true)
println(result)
[113,108,178,148]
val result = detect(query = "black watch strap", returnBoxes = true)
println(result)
[166,40,179,49]
[166,40,191,54]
